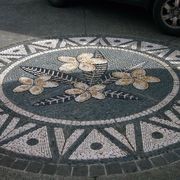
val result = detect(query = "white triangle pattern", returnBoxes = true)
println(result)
[0,114,9,128]
[0,118,36,141]
[148,49,170,58]
[149,117,180,129]
[27,45,48,53]
[141,42,167,51]
[59,39,77,48]
[166,50,180,61]
[119,41,138,50]
[33,39,59,48]
[54,128,65,155]
[105,127,134,151]
[0,45,27,55]
[106,37,133,47]
[0,55,22,63]
[69,37,96,45]
[126,124,136,151]
[165,110,180,125]
[173,105,180,114]
[62,129,84,154]
[141,121,180,152]
[89,38,107,46]
[69,129,127,160]
[2,127,52,158]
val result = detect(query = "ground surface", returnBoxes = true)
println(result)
[0,0,180,180]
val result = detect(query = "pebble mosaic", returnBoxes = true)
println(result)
[0,36,179,177]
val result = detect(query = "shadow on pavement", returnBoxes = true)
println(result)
[0,0,156,37]
[0,0,179,47]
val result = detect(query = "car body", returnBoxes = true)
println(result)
[113,0,153,7]
[48,0,180,36]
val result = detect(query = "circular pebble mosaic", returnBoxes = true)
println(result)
[0,37,179,177]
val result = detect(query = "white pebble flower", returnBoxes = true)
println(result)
[112,69,160,90]
[58,53,107,72]
[13,75,59,95]
[65,82,106,102]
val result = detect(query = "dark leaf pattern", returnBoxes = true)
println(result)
[21,66,78,83]
[104,90,139,100]
[33,94,75,106]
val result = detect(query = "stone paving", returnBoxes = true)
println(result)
[0,0,180,180]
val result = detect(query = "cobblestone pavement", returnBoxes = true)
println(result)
[0,0,180,180]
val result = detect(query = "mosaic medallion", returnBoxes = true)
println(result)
[0,37,179,176]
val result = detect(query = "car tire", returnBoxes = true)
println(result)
[48,0,66,7]
[153,0,180,36]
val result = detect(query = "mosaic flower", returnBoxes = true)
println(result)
[112,69,160,90]
[58,53,107,72]
[65,82,106,102]
[13,76,59,95]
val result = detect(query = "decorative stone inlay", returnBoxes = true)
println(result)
[0,37,179,176]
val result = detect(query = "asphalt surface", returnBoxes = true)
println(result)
[0,0,180,180]
[0,0,180,48]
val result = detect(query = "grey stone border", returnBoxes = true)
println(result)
[0,146,180,177]
[0,153,180,179]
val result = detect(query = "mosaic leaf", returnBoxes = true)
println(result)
[33,94,75,106]
[20,66,78,83]
[104,90,139,100]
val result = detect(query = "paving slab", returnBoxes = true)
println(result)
[0,0,85,48]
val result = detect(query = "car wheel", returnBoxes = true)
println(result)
[48,0,66,7]
[153,0,180,35]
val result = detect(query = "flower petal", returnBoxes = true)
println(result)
[29,86,44,95]
[35,76,52,87]
[65,88,84,95]
[19,77,33,85]
[112,72,131,79]
[131,69,146,78]
[89,84,106,92]
[115,78,134,86]
[74,82,89,90]
[91,92,105,100]
[34,78,45,87]
[133,79,149,90]
[144,76,160,83]
[38,75,51,81]
[43,81,59,88]
[13,85,31,93]
[75,92,91,102]
[77,53,94,62]
[58,56,77,63]
[59,62,78,72]
[88,58,107,64]
[79,63,95,72]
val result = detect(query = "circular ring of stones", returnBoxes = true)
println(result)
[0,46,179,126]
[0,36,179,177]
